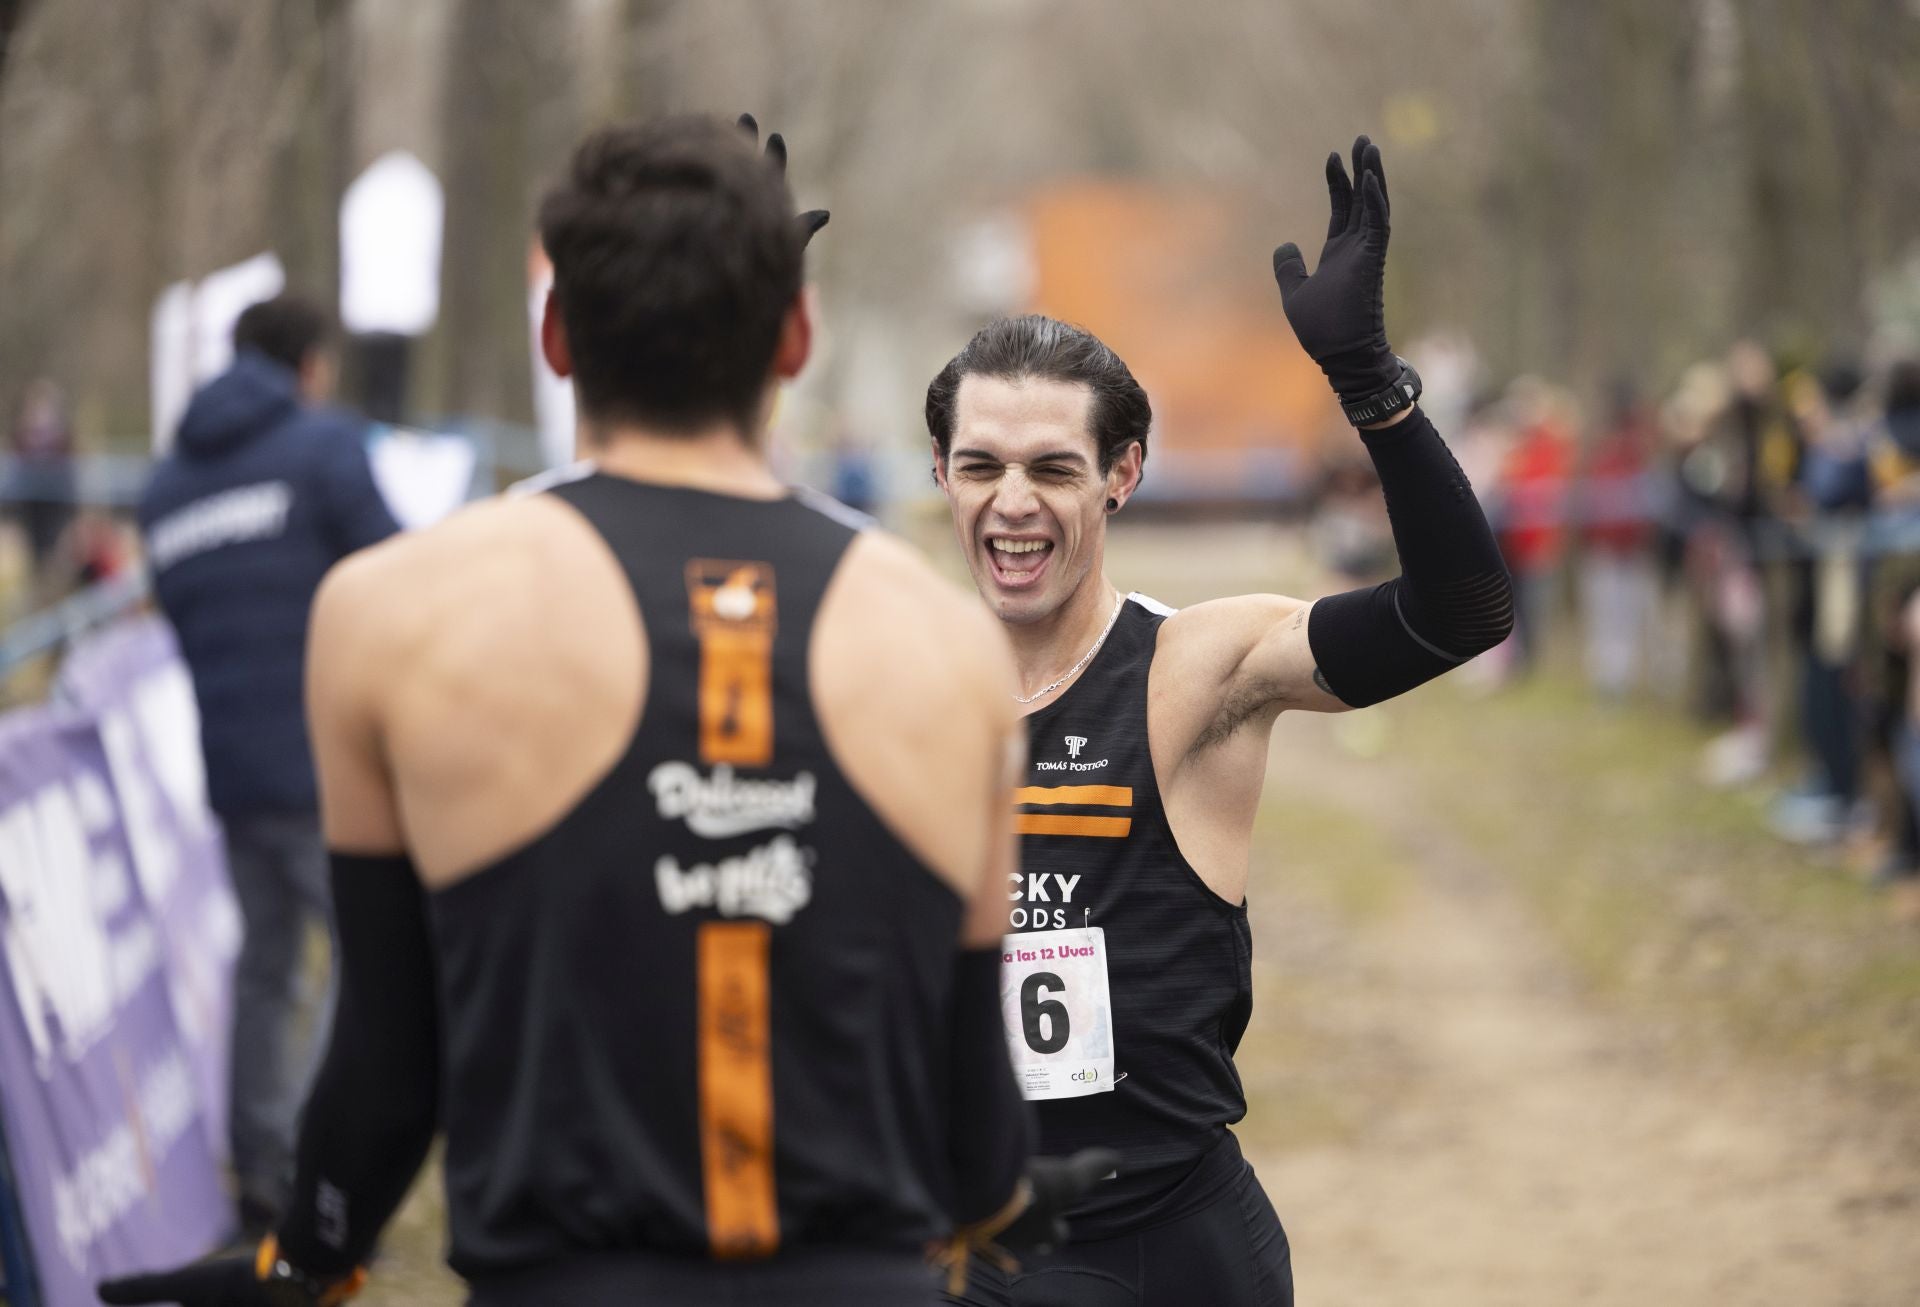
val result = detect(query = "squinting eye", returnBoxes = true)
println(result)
[960,464,999,476]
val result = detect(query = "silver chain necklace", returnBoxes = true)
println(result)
[1013,591,1126,705]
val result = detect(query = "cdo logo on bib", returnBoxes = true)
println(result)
[1070,1067,1100,1084]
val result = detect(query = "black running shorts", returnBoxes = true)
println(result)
[949,1154,1291,1307]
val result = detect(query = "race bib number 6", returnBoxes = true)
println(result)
[999,926,1115,1100]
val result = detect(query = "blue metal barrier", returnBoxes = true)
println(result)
[0,1110,41,1307]
[0,569,149,683]
[0,454,150,511]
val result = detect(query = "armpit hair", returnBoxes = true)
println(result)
[1189,673,1287,754]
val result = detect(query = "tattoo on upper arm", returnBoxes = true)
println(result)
[1187,603,1316,756]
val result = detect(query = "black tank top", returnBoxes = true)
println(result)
[427,473,964,1280]
[1011,595,1254,1240]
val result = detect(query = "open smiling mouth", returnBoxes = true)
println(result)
[986,537,1054,589]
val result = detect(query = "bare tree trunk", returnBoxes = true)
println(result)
[420,0,581,439]
[271,0,355,306]
[0,0,36,179]
[0,0,30,88]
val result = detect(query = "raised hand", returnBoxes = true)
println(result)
[737,112,831,247]
[1271,136,1398,405]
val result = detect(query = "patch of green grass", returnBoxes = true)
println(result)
[1254,795,1412,926]
[1231,951,1377,1153]
[1394,671,1920,1093]
[1840,955,1920,1004]
[1234,791,1419,1152]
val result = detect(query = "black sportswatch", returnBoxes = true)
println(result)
[1341,356,1422,427]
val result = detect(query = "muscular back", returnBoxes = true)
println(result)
[309,486,1017,913]
[308,474,1026,1270]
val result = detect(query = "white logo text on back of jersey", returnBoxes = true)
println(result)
[1065,735,1088,759]
[649,762,816,837]
[655,835,813,924]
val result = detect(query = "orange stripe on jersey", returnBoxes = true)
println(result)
[686,561,777,767]
[1015,813,1133,838]
[1014,785,1134,808]
[696,921,779,1259]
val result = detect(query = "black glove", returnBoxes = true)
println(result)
[99,1239,363,1307]
[98,1255,264,1307]
[1271,135,1397,403]
[931,1147,1119,1294]
[737,112,831,247]
[992,1147,1119,1255]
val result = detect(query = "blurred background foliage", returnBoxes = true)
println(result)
[1,0,1918,456]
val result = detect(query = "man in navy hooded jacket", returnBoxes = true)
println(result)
[139,295,399,1235]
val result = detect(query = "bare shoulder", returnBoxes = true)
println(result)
[813,528,1017,895]
[1157,592,1311,679]
[316,495,591,636]
[830,529,1017,699]
[341,494,583,586]
[309,492,623,729]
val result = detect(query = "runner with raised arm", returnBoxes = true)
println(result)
[933,138,1513,1307]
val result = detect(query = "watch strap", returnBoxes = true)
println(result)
[1341,357,1422,427]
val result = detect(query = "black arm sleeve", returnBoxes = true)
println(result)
[274,852,440,1277]
[1307,407,1514,708]
[948,947,1036,1226]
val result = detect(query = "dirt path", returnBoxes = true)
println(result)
[1248,711,1920,1306]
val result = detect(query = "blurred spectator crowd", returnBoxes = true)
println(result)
[15,330,1920,893]
[2,380,133,616]
[1316,338,1920,888]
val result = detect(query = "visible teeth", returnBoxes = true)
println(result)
[991,539,1049,554]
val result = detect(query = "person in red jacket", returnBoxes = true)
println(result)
[1496,379,1576,675]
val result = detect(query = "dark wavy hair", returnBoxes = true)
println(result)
[233,295,333,372]
[538,115,803,435]
[925,315,1152,475]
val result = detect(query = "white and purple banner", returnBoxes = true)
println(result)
[0,618,237,1305]
[56,616,242,1156]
